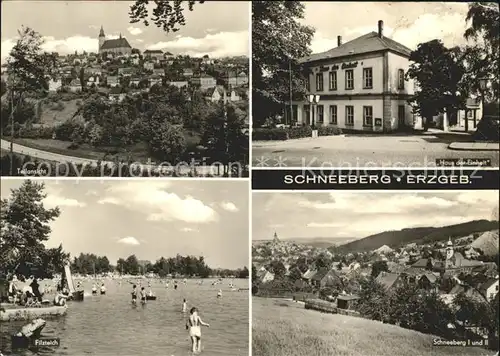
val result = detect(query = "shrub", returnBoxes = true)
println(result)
[318,126,342,136]
[286,126,312,139]
[252,128,288,141]
[16,126,55,139]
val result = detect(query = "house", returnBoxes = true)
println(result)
[130,56,140,65]
[164,51,174,60]
[229,90,240,102]
[129,77,141,87]
[225,71,248,86]
[84,66,102,76]
[108,86,126,102]
[302,268,318,283]
[106,75,119,87]
[260,271,275,284]
[292,20,416,132]
[149,75,162,87]
[375,271,405,291]
[190,74,217,90]
[68,79,82,92]
[48,78,62,92]
[207,86,226,103]
[183,68,194,77]
[144,61,155,71]
[167,80,188,89]
[336,294,360,310]
[310,268,343,289]
[118,67,134,77]
[143,49,164,60]
[478,277,499,301]
[153,68,165,77]
[86,75,100,87]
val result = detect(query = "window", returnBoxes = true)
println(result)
[363,68,373,89]
[305,76,310,91]
[467,110,473,118]
[363,106,373,126]
[316,73,324,91]
[317,105,324,124]
[345,69,354,90]
[345,106,354,125]
[329,105,337,125]
[329,71,337,90]
[398,69,405,89]
[398,105,405,124]
[304,105,311,125]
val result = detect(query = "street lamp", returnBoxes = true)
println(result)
[308,94,320,128]
[478,77,491,127]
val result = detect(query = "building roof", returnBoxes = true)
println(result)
[302,269,317,280]
[300,32,412,64]
[478,278,499,295]
[144,50,163,54]
[375,272,401,290]
[101,37,132,50]
[109,86,124,94]
[466,98,481,108]
[311,268,331,282]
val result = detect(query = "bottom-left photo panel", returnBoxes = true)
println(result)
[0,178,250,356]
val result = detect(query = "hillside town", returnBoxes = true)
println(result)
[253,220,500,350]
[1,25,249,177]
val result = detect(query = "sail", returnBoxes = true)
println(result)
[64,265,76,293]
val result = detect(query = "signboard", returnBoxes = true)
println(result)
[375,118,382,126]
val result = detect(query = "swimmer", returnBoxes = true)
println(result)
[140,287,147,304]
[53,291,68,306]
[217,289,222,298]
[131,284,138,305]
[91,284,97,294]
[100,283,106,294]
[186,307,209,354]
[182,298,187,313]
[148,288,154,297]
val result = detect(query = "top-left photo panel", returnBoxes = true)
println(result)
[0,1,250,178]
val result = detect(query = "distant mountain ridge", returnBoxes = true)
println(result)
[337,219,499,253]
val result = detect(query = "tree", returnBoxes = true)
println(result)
[129,1,204,33]
[125,255,140,275]
[356,278,391,322]
[238,267,249,279]
[464,2,499,100]
[406,40,467,129]
[148,121,187,162]
[268,260,286,278]
[0,180,64,279]
[252,1,314,126]
[314,253,331,269]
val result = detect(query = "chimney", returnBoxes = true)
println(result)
[337,36,342,46]
[378,20,384,38]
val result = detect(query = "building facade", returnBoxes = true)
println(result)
[98,26,132,55]
[293,20,416,133]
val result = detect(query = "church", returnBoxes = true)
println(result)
[98,26,132,55]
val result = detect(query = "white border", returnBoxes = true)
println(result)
[247,1,253,355]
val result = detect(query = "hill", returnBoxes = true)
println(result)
[337,220,498,253]
[253,297,492,356]
[470,230,499,256]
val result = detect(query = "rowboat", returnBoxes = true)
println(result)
[146,295,156,300]
[1,305,67,322]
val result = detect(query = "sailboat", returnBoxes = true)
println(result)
[64,264,84,301]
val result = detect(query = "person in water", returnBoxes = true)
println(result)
[174,281,178,290]
[131,285,138,304]
[186,307,209,353]
[217,289,222,298]
[148,288,154,297]
[182,298,187,313]
[91,284,97,294]
[54,290,68,306]
[140,287,147,304]
[100,283,106,294]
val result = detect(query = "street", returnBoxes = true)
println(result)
[252,133,500,168]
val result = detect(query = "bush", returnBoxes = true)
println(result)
[286,126,312,139]
[252,128,288,141]
[318,126,342,136]
[253,125,342,141]
[16,126,55,139]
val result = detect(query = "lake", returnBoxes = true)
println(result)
[1,278,249,356]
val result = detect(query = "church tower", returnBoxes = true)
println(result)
[98,26,105,52]
[273,232,280,243]
[445,237,454,269]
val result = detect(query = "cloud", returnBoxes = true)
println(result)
[127,27,143,36]
[220,201,239,212]
[310,31,342,53]
[98,197,121,205]
[98,182,218,224]
[117,236,140,246]
[43,195,86,208]
[146,30,248,57]
[307,222,344,228]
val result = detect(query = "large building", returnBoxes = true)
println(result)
[293,20,416,133]
[98,26,132,55]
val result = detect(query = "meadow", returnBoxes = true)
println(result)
[252,297,495,356]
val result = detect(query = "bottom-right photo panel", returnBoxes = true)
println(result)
[252,191,499,356]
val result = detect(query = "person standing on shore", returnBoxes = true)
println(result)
[182,298,187,313]
[186,307,210,354]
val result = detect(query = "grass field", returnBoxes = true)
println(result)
[252,297,495,356]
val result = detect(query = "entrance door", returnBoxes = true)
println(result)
[398,105,405,128]
[303,105,311,126]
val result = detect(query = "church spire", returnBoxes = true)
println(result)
[99,25,105,37]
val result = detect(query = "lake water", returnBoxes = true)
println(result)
[1,278,249,356]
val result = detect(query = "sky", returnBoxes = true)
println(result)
[0,0,249,62]
[253,191,499,241]
[1,179,249,269]
[302,2,472,54]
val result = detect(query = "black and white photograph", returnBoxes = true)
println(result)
[252,2,499,168]
[1,1,249,177]
[252,191,499,356]
[0,179,249,355]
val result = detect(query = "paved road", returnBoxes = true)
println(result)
[1,139,226,176]
[252,135,500,168]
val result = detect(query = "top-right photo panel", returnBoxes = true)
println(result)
[252,1,499,168]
